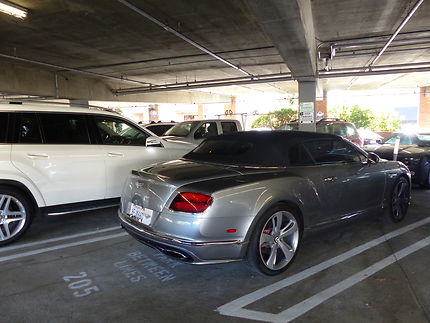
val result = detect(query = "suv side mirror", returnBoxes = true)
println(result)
[367,152,380,164]
[146,136,163,147]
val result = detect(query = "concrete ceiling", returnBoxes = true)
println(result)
[0,0,429,103]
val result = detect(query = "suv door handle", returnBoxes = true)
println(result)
[324,176,338,182]
[108,152,124,157]
[27,153,49,159]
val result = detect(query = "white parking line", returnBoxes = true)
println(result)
[274,235,430,322]
[0,226,121,253]
[0,232,128,263]
[217,217,430,322]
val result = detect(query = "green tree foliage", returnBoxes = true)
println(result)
[329,105,373,129]
[329,105,402,132]
[251,108,298,129]
[370,112,402,132]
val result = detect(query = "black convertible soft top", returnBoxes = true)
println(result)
[183,130,341,167]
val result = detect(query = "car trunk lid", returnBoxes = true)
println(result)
[127,159,244,212]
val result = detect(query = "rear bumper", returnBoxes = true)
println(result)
[119,210,246,264]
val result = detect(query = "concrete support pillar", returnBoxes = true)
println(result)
[69,99,89,108]
[298,81,316,132]
[419,87,430,128]
[197,104,204,119]
[316,90,327,120]
[148,104,159,122]
[224,96,236,119]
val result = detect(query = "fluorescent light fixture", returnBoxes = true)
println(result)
[0,0,28,19]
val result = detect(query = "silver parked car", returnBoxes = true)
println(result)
[119,131,411,275]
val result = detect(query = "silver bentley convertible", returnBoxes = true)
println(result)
[119,131,411,275]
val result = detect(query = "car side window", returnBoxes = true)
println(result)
[18,113,42,144]
[305,139,364,164]
[194,122,218,139]
[39,113,90,144]
[94,117,149,146]
[289,143,315,166]
[0,112,7,143]
[221,121,238,133]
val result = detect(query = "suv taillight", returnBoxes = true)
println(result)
[169,192,213,213]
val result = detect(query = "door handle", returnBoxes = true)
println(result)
[323,176,338,182]
[108,152,124,157]
[27,153,49,159]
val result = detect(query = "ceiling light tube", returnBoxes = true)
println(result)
[0,0,28,19]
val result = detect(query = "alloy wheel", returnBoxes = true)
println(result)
[0,194,27,242]
[258,210,299,271]
[391,179,410,221]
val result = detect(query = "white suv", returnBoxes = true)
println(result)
[162,119,242,147]
[0,104,194,245]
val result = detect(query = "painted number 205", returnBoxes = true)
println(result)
[63,272,100,297]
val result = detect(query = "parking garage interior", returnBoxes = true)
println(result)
[1,0,430,322]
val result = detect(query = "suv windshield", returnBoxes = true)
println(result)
[184,137,288,167]
[164,121,199,137]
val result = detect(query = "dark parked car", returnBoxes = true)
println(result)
[278,118,364,147]
[140,122,176,136]
[365,131,430,188]
[119,131,410,275]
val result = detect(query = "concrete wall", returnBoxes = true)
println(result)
[0,62,230,104]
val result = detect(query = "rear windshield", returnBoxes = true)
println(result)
[278,124,298,131]
[146,124,174,136]
[383,134,417,145]
[317,123,358,137]
[164,121,199,137]
[383,133,430,146]
[183,137,288,167]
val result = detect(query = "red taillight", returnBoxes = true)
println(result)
[169,192,213,213]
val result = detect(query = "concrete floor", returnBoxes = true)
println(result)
[1,189,430,323]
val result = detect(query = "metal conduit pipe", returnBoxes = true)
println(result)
[322,61,430,73]
[117,0,254,78]
[115,64,430,95]
[319,66,430,79]
[334,46,430,58]
[106,58,285,75]
[78,46,276,70]
[331,37,430,50]
[367,0,424,68]
[115,75,294,95]
[319,30,430,47]
[0,53,153,86]
[117,72,293,92]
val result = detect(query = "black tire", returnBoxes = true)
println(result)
[247,204,302,276]
[419,170,430,189]
[389,177,410,223]
[0,186,34,246]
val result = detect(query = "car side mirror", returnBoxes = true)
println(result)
[367,152,380,164]
[376,139,382,144]
[146,136,163,147]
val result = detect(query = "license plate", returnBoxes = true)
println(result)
[127,202,153,225]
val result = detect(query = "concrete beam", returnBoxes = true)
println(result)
[0,61,230,104]
[246,0,316,80]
